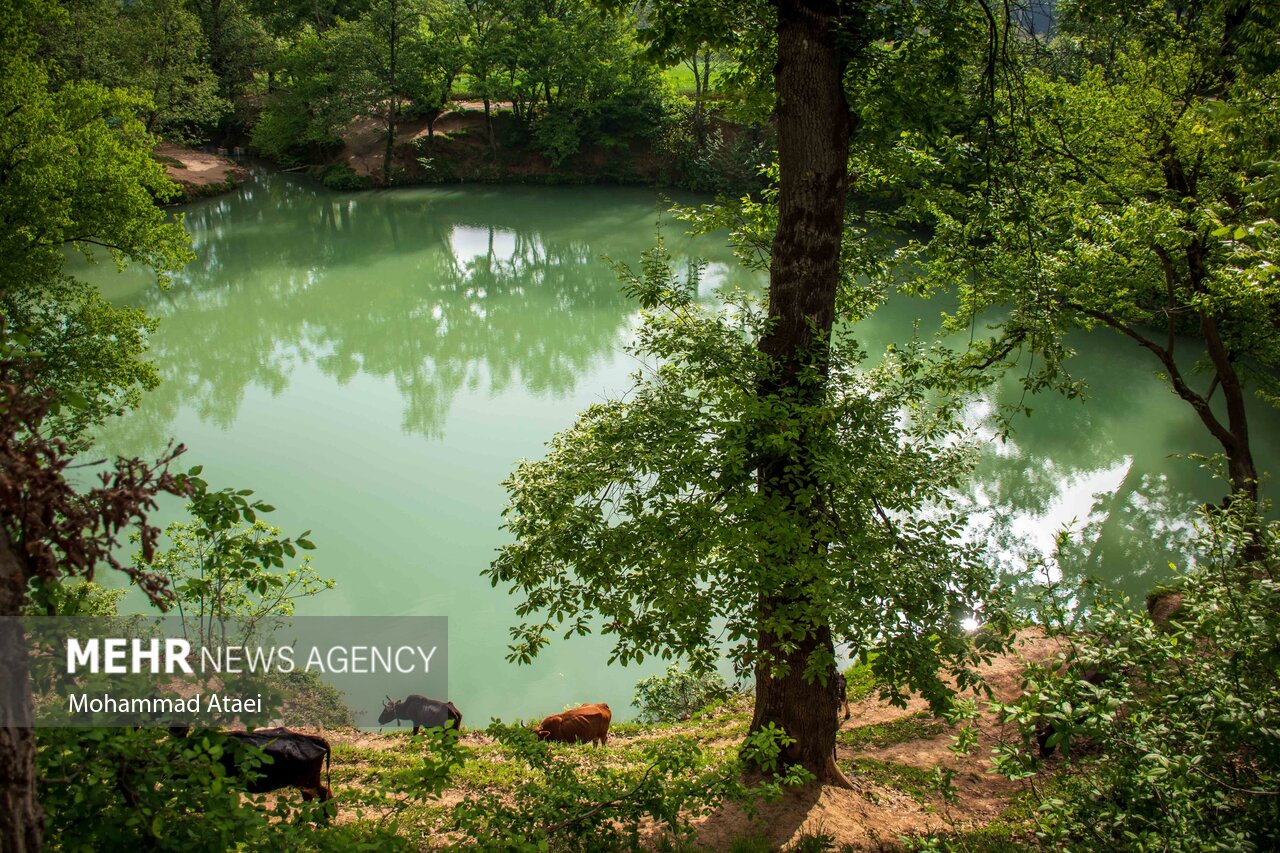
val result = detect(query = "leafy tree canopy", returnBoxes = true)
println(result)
[487,245,1006,712]
[891,0,1280,507]
[1,0,193,441]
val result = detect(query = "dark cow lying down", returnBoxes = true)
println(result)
[379,694,463,735]
[535,702,611,745]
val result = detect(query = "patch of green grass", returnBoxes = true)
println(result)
[837,711,947,750]
[689,711,751,741]
[788,828,850,852]
[840,757,940,805]
[728,835,773,853]
[332,744,419,768]
[662,63,700,94]
[451,755,540,789]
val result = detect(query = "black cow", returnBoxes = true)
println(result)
[171,726,333,804]
[379,694,463,734]
[1036,666,1108,757]
[833,671,851,721]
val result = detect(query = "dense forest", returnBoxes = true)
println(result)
[2,0,1280,850]
[29,0,774,189]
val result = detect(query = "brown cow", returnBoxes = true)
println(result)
[535,702,611,745]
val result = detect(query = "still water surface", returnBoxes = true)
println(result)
[83,174,1280,722]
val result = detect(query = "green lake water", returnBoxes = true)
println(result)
[82,173,1280,723]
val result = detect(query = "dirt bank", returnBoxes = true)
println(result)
[155,142,250,201]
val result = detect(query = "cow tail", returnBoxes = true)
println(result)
[325,745,332,796]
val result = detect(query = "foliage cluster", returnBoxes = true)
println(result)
[993,509,1280,851]
[1,0,193,446]
[132,467,327,647]
[37,725,410,852]
[632,663,734,724]
[449,721,812,852]
[487,242,1006,711]
[881,0,1280,507]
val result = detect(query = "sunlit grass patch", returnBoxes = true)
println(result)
[332,743,418,769]
[841,757,940,805]
[451,754,540,790]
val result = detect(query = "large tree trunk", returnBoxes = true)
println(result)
[0,532,40,852]
[750,615,847,785]
[483,95,496,155]
[748,0,855,787]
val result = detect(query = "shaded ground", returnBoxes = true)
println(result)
[154,142,249,201]
[697,631,1063,850]
[261,631,1062,850]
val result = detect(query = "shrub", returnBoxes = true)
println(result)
[450,722,811,851]
[994,509,1280,851]
[318,164,373,191]
[633,663,734,724]
[655,101,774,196]
[38,727,303,852]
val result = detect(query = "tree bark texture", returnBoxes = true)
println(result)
[0,531,40,852]
[749,0,855,787]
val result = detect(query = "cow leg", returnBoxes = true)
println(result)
[296,787,333,826]
[412,724,420,735]
[317,788,334,825]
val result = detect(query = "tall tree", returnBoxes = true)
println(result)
[418,0,469,138]
[120,0,228,138]
[489,0,1004,784]
[0,5,197,843]
[908,0,1280,516]
[315,0,430,183]
[747,0,858,783]
[459,0,510,154]
[189,0,273,132]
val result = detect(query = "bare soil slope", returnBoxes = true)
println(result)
[155,142,249,200]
